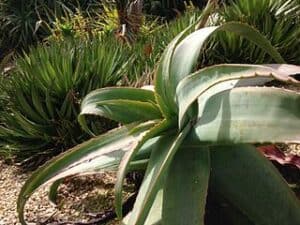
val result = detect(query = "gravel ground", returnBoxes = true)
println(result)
[0,160,132,225]
[0,160,28,225]
[0,152,299,225]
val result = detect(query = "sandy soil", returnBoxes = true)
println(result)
[0,160,126,225]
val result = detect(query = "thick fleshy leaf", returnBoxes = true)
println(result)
[210,144,300,225]
[115,119,173,218]
[127,124,191,225]
[161,22,285,113]
[79,87,162,134]
[81,87,157,105]
[81,99,162,125]
[17,121,157,225]
[47,136,160,206]
[206,195,254,225]
[265,64,300,75]
[176,64,300,128]
[155,26,193,118]
[192,87,300,144]
[123,189,163,225]
[162,145,210,225]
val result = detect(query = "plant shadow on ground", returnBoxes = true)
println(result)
[36,165,299,225]
[36,173,137,225]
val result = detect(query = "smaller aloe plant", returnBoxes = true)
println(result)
[207,0,300,65]
[18,21,300,225]
[0,37,131,164]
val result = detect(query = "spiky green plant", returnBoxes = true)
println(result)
[0,0,101,54]
[0,37,131,164]
[17,21,300,225]
[205,0,300,65]
[125,4,203,81]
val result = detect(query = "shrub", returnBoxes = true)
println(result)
[126,5,203,81]
[18,21,300,225]
[48,9,102,41]
[205,0,300,65]
[0,4,203,164]
[0,37,131,165]
[132,0,300,77]
[0,0,101,55]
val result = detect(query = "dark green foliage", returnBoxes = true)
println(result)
[17,21,300,225]
[0,0,101,56]
[0,37,130,165]
[143,0,186,19]
[2,0,300,167]
[0,6,204,164]
[205,0,300,65]
[127,7,203,80]
[143,0,210,19]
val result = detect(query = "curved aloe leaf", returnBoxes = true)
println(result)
[177,64,300,128]
[47,136,160,206]
[158,22,285,114]
[192,87,300,144]
[79,87,162,134]
[123,189,163,225]
[265,64,300,75]
[17,121,157,225]
[115,119,173,218]
[162,145,210,225]
[81,99,162,125]
[154,13,210,118]
[155,26,193,118]
[210,144,300,225]
[127,124,191,225]
[81,87,157,105]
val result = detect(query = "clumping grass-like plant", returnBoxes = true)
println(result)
[0,0,101,53]
[0,37,130,164]
[18,21,300,225]
[206,0,300,65]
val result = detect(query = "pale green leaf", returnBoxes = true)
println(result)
[123,189,163,225]
[17,121,156,225]
[177,64,300,128]
[162,145,210,225]
[210,144,300,225]
[81,99,162,125]
[167,22,285,111]
[115,119,173,218]
[79,87,162,134]
[127,124,191,225]
[81,87,157,105]
[192,87,300,144]
[155,27,192,117]
[47,136,160,206]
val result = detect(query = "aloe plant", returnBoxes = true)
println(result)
[206,0,300,65]
[18,21,300,225]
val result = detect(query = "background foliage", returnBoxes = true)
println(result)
[1,0,300,168]
[0,37,131,165]
[0,0,102,56]
[205,0,300,65]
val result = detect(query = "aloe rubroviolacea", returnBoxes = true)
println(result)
[18,22,300,225]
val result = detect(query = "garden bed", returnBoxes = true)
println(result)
[0,159,126,225]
